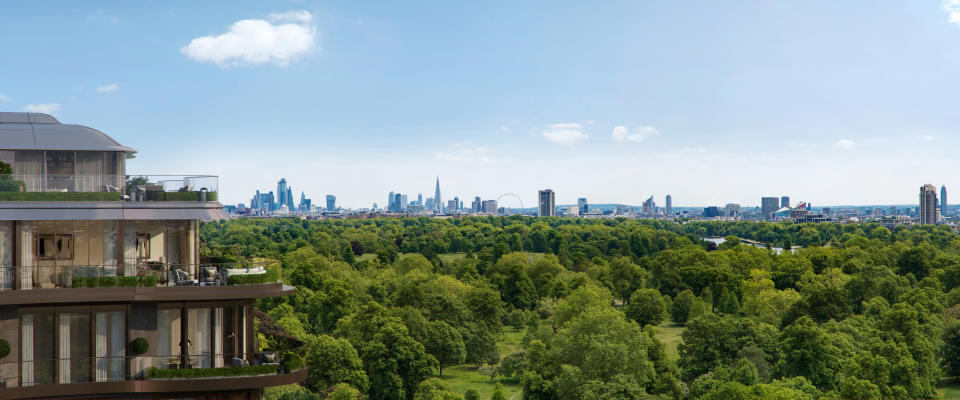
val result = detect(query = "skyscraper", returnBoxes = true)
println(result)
[665,194,673,215]
[417,193,423,206]
[388,191,395,212]
[780,196,790,208]
[920,184,938,225]
[472,196,482,213]
[761,197,780,219]
[401,194,408,211]
[277,178,288,209]
[326,194,336,210]
[538,189,556,216]
[578,198,588,214]
[395,193,403,212]
[434,177,442,213]
[942,185,948,217]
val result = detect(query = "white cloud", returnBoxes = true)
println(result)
[834,139,855,150]
[542,123,588,145]
[434,146,504,164]
[922,135,935,142]
[945,0,960,25]
[499,125,509,132]
[96,83,120,93]
[611,125,660,143]
[181,10,317,67]
[23,103,61,114]
[0,93,11,102]
[267,10,313,23]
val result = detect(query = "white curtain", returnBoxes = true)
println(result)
[21,314,34,386]
[19,222,33,290]
[213,308,224,367]
[14,151,43,192]
[95,313,107,382]
[0,222,12,291]
[58,314,70,384]
[123,221,136,277]
[95,311,125,382]
[103,221,118,277]
[76,152,104,192]
[157,309,181,369]
[187,308,211,368]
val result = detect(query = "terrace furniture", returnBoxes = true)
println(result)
[232,358,249,367]
[200,267,218,285]
[170,269,198,286]
[221,266,266,282]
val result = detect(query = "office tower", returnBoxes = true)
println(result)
[395,193,403,212]
[578,198,588,214]
[942,185,948,216]
[298,192,311,211]
[0,112,302,398]
[434,177,442,213]
[417,193,423,206]
[781,196,790,208]
[724,203,741,218]
[616,204,627,215]
[277,178,289,209]
[642,196,655,215]
[703,206,720,218]
[666,194,673,215]
[286,188,294,211]
[447,199,458,211]
[761,197,779,219]
[482,200,498,214]
[472,196,482,213]
[388,191,395,212]
[538,189,556,216]
[401,194,408,211]
[326,194,336,210]
[920,184,938,225]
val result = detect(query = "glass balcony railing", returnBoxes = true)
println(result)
[0,348,305,389]
[0,174,218,202]
[0,261,280,291]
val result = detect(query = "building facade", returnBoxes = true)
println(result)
[761,197,780,219]
[326,194,336,211]
[665,195,672,215]
[0,112,304,399]
[538,189,555,217]
[920,184,938,225]
[577,198,588,214]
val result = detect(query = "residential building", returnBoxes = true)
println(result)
[0,112,304,399]
[920,184,938,225]
[538,189,555,217]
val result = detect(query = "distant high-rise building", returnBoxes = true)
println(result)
[703,206,720,218]
[724,203,741,218]
[286,188,295,211]
[920,184,938,225]
[578,198,588,214]
[326,194,336,210]
[401,194,408,211]
[277,178,288,209]
[666,195,673,215]
[642,196,656,215]
[942,185,948,216]
[538,189,556,216]
[298,191,311,211]
[434,177,442,213]
[417,193,423,206]
[482,200,498,214]
[472,196,482,213]
[781,196,790,208]
[395,193,403,212]
[388,191,395,212]
[761,197,780,219]
[447,199,458,211]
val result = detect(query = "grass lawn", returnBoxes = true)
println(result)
[939,378,960,399]
[652,322,685,361]
[437,327,526,399]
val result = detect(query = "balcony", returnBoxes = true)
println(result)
[0,262,291,305]
[0,174,218,202]
[0,349,306,399]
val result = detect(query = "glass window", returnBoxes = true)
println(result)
[95,311,125,382]
[136,233,150,259]
[38,234,73,260]
[21,312,55,386]
[157,309,182,369]
[59,312,91,383]
[186,308,212,368]
[45,151,75,192]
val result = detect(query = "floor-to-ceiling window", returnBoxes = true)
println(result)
[20,308,125,386]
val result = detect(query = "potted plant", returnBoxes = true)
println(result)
[132,337,149,379]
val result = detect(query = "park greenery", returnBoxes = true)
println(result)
[202,216,960,400]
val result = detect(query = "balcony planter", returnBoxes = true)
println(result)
[146,365,279,380]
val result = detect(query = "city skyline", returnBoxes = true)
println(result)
[4,1,960,207]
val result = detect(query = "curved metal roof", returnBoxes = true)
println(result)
[0,112,137,154]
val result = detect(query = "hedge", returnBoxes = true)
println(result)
[147,365,278,379]
[227,268,279,285]
[146,191,219,202]
[283,354,304,371]
[71,276,158,288]
[0,192,123,201]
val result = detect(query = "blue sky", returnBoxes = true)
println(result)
[3,1,960,208]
